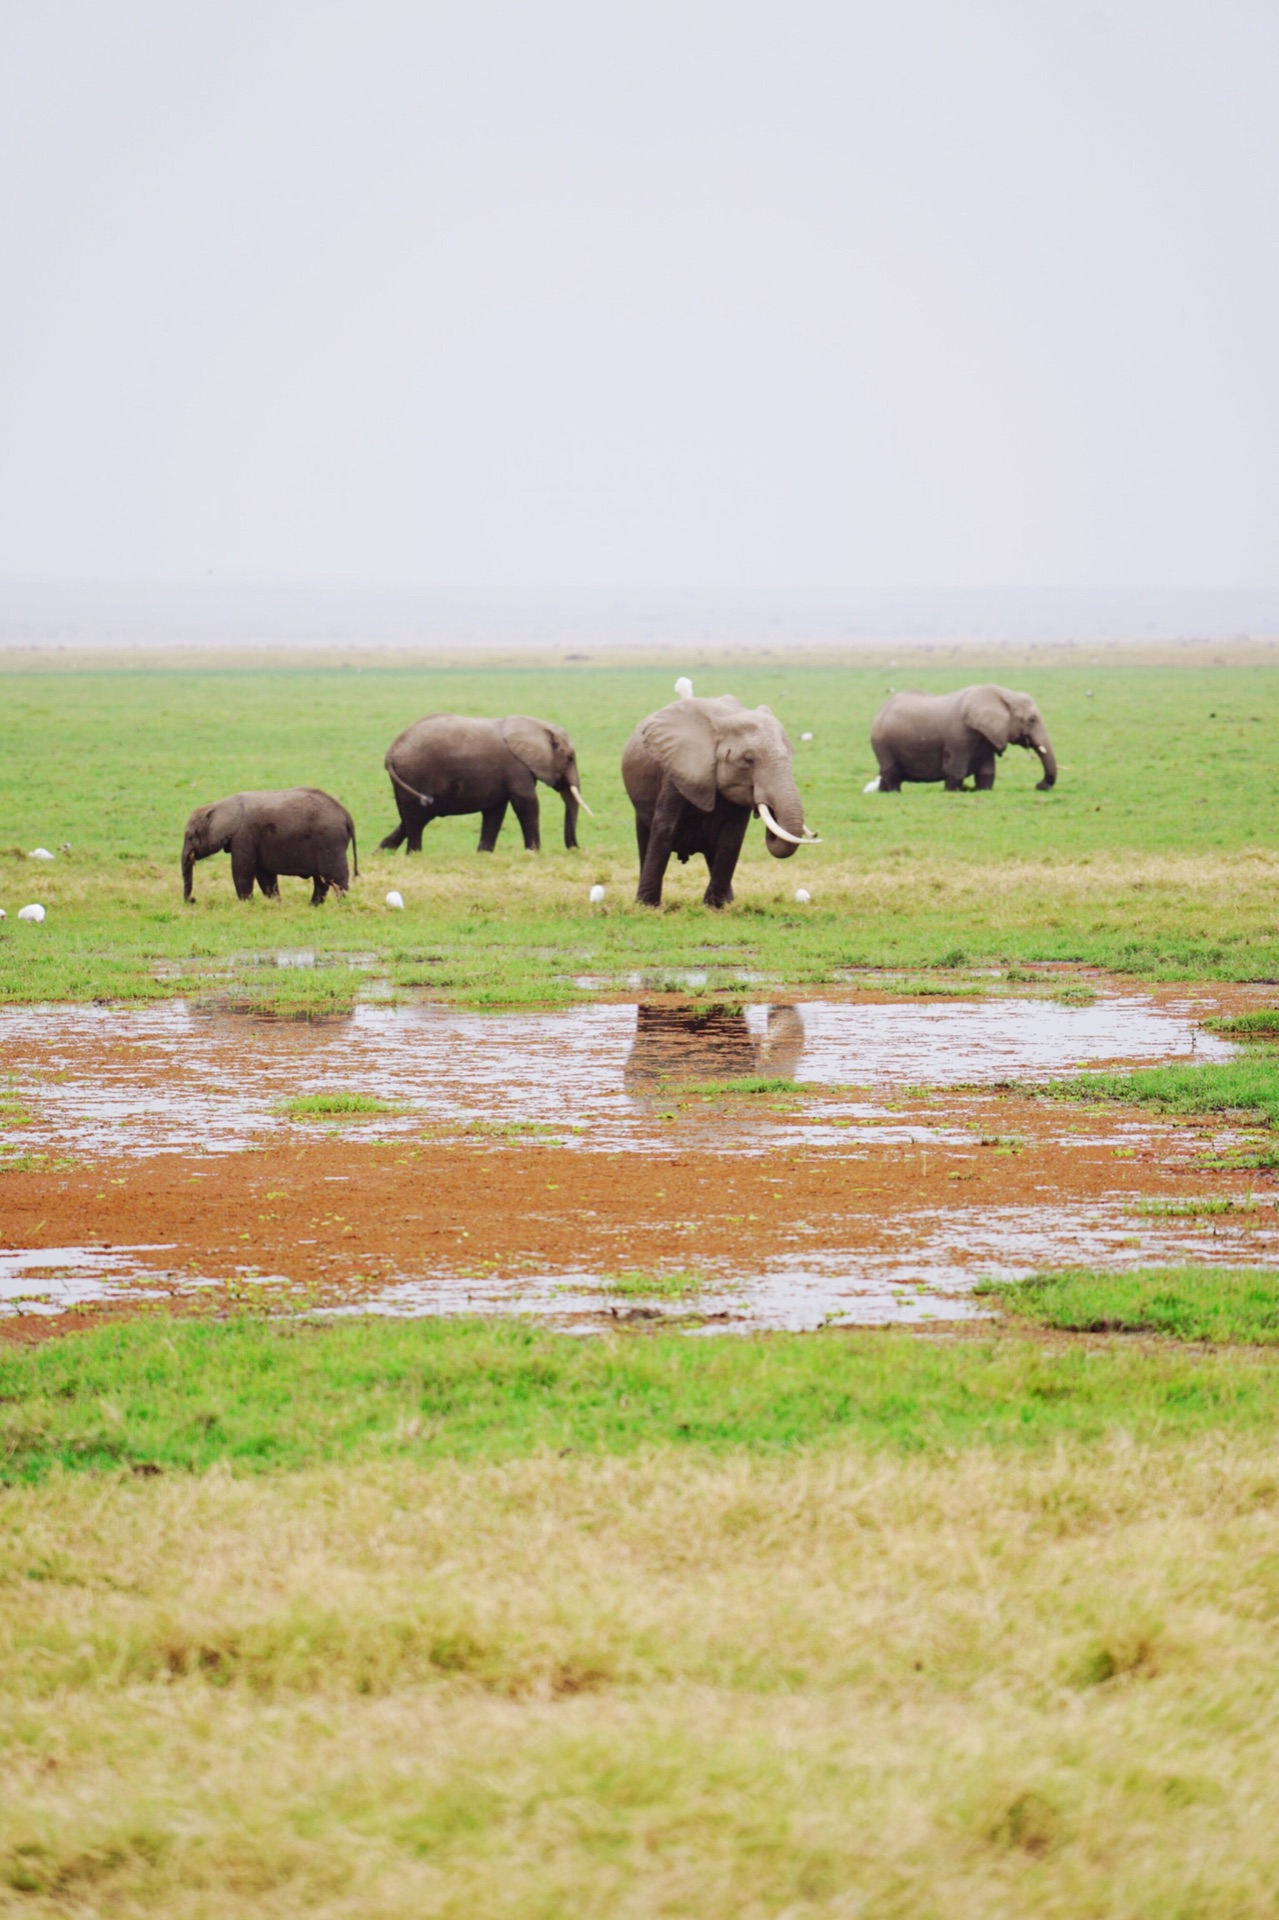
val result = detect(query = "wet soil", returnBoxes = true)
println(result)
[1,985,1275,1337]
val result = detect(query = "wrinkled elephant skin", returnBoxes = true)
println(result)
[622,695,814,907]
[181,788,358,905]
[870,685,1057,792]
[380,714,588,855]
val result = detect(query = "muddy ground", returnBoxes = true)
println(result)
[2,979,1276,1339]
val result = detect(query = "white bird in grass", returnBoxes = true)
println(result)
[18,904,46,922]
[589,884,605,905]
[674,676,693,700]
[794,888,811,904]
[385,890,404,910]
[28,848,53,861]
[863,777,881,793]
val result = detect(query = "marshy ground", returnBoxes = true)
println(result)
[2,650,1279,1915]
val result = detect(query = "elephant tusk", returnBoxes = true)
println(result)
[569,784,595,817]
[757,801,808,847]
[800,825,822,843]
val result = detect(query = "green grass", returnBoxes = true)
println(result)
[982,1267,1279,1344]
[1048,1051,1279,1128]
[277,1090,405,1117]
[601,1268,712,1299]
[1205,1009,1279,1040]
[2,660,1279,1008]
[4,1316,1279,1486]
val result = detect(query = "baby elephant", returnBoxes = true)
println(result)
[182,788,358,905]
[870,685,1057,792]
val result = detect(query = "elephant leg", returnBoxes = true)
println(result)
[255,866,280,899]
[310,876,330,906]
[702,808,749,909]
[230,838,257,901]
[404,806,434,854]
[636,783,684,906]
[877,759,903,792]
[379,820,407,851]
[510,792,541,852]
[941,745,968,791]
[971,749,997,791]
[477,801,508,853]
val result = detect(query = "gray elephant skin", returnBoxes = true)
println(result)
[621,695,817,907]
[380,714,590,854]
[182,788,358,904]
[870,685,1057,792]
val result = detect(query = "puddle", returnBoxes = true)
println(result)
[0,991,1235,1162]
[2,986,1273,1338]
[0,1245,183,1315]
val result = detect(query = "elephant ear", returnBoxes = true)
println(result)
[641,701,719,812]
[500,716,566,785]
[960,685,1013,751]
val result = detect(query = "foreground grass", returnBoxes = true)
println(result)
[2,661,1279,1006]
[4,1317,1279,1486]
[981,1266,1279,1344]
[4,1436,1279,1915]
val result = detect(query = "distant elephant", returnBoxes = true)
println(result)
[869,685,1057,792]
[379,714,591,854]
[624,1002,805,1097]
[182,788,357,904]
[621,695,819,907]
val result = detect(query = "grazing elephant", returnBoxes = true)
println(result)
[379,714,591,854]
[621,695,819,907]
[181,788,357,904]
[869,685,1057,792]
[624,1002,805,1098]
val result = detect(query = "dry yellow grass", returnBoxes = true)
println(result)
[3,1441,1278,1915]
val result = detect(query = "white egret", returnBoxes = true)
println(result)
[794,888,811,904]
[385,890,404,910]
[18,904,46,922]
[674,676,693,700]
[589,884,605,904]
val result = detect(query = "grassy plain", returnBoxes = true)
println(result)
[1,658,1277,1007]
[4,1321,1279,1916]
[4,654,1279,1912]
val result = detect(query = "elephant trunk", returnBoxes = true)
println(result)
[1032,727,1057,790]
[757,771,806,860]
[181,846,196,901]
[561,784,580,850]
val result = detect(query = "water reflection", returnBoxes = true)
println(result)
[624,1002,805,1095]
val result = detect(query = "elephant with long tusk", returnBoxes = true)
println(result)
[379,714,591,854]
[870,685,1058,793]
[621,694,819,908]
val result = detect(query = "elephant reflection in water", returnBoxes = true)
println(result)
[624,1002,805,1098]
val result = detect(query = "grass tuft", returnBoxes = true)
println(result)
[980,1266,1279,1344]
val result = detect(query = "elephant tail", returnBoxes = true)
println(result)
[347,814,359,879]
[385,754,435,810]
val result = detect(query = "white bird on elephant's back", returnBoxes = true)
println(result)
[674,677,693,700]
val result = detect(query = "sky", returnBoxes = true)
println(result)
[2,0,1276,594]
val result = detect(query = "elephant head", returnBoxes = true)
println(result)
[641,696,817,857]
[499,715,591,847]
[181,796,245,900]
[960,686,1057,790]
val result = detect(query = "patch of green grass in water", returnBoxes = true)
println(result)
[1205,1010,1279,1040]
[981,1267,1279,1345]
[1047,1052,1279,1129]
[602,1269,712,1299]
[3,1317,1279,1485]
[277,1091,405,1117]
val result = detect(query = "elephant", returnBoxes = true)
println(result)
[621,695,819,907]
[379,714,591,854]
[868,685,1057,792]
[181,788,357,904]
[624,1002,805,1098]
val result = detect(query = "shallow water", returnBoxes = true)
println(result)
[0,991,1234,1161]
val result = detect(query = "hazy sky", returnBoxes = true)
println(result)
[2,1,1275,591]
